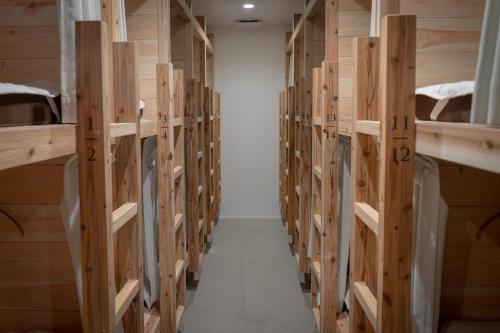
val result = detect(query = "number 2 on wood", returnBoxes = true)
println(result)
[87,148,96,161]
[392,146,410,165]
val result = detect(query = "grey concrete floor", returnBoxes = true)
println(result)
[179,217,318,333]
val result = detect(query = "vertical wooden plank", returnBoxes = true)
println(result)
[287,86,296,236]
[320,60,338,333]
[324,0,338,62]
[285,32,292,87]
[184,5,194,80]
[157,63,177,333]
[350,36,380,333]
[373,0,400,36]
[377,15,416,333]
[196,16,207,87]
[186,79,200,271]
[76,21,114,333]
[158,0,171,63]
[113,41,144,332]
[101,0,120,42]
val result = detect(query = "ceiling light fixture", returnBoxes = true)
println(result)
[243,3,255,9]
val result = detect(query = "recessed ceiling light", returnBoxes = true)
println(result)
[243,3,255,9]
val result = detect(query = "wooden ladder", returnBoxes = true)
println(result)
[76,21,143,332]
[350,15,416,333]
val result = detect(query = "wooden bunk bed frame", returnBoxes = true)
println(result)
[0,1,216,332]
[284,0,500,332]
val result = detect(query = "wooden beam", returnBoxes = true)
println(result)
[286,0,319,53]
[377,15,416,333]
[76,20,115,333]
[0,125,76,171]
[176,0,214,54]
[158,0,172,63]
[157,63,177,333]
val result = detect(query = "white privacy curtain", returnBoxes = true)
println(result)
[58,0,128,123]
[412,155,449,333]
[471,0,500,125]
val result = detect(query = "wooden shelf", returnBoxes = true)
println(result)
[171,117,183,127]
[140,119,157,138]
[0,124,76,171]
[355,120,380,137]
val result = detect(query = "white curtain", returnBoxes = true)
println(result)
[412,155,449,333]
[58,0,128,123]
[471,0,500,125]
[142,137,160,308]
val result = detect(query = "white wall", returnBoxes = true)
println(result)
[212,25,287,218]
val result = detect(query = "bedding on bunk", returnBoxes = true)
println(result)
[58,0,128,123]
[0,82,61,126]
[142,136,160,309]
[416,81,474,122]
[471,0,500,125]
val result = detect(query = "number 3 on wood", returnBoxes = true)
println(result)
[392,146,410,165]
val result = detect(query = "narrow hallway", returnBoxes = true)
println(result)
[180,218,318,333]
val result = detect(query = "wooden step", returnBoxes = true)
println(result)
[354,202,379,236]
[110,122,137,138]
[144,308,161,333]
[313,165,322,179]
[197,116,203,123]
[313,117,322,126]
[176,305,185,329]
[295,185,300,196]
[210,142,214,149]
[355,120,380,136]
[171,117,183,127]
[198,185,203,196]
[313,214,322,231]
[296,150,300,159]
[173,166,183,180]
[174,213,184,232]
[198,219,204,232]
[295,116,300,122]
[352,282,377,329]
[198,151,203,159]
[112,202,138,233]
[115,279,140,325]
[210,169,214,176]
[175,259,185,282]
[295,219,300,232]
[311,261,321,282]
[210,195,214,204]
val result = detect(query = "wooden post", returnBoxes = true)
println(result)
[319,60,339,333]
[350,36,380,333]
[76,20,115,333]
[157,63,177,333]
[377,15,415,333]
[287,86,296,236]
[113,41,144,332]
[158,0,171,63]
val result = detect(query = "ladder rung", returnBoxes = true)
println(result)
[336,314,349,333]
[313,165,322,179]
[296,150,300,159]
[354,202,379,236]
[210,169,214,176]
[313,117,322,126]
[313,214,322,231]
[173,165,183,180]
[198,219,204,232]
[285,168,289,176]
[285,142,289,149]
[110,122,137,138]
[175,259,185,282]
[295,219,300,232]
[171,117,183,127]
[210,195,214,204]
[144,309,161,333]
[198,151,203,159]
[295,185,300,195]
[295,116,300,122]
[352,282,377,329]
[176,305,185,329]
[355,120,380,136]
[311,261,321,282]
[198,185,203,196]
[210,142,214,149]
[174,213,184,232]
[112,202,138,233]
[115,279,140,325]
[197,116,203,123]
[285,195,288,204]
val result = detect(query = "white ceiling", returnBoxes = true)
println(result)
[192,0,305,27]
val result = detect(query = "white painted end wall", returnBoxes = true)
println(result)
[211,25,288,218]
